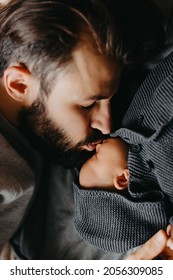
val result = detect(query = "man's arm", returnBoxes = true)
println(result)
[125,230,173,260]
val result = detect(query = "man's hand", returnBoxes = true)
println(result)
[125,230,173,260]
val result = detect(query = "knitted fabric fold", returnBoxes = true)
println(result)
[73,182,169,253]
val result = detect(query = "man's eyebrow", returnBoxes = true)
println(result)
[86,94,114,100]
[86,79,118,101]
[84,81,117,101]
[87,94,108,100]
[85,92,114,101]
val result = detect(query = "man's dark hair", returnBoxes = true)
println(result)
[0,0,116,91]
[0,0,166,88]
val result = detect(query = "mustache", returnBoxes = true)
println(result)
[77,129,109,148]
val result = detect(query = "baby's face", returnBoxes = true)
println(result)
[79,138,128,189]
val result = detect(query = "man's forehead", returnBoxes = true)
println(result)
[70,40,119,93]
[51,34,120,101]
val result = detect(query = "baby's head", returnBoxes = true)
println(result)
[79,137,129,190]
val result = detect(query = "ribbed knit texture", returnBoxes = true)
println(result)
[73,182,168,253]
[73,52,173,253]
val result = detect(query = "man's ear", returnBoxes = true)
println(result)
[3,66,31,103]
[113,169,129,190]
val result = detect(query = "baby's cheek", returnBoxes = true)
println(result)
[79,163,94,188]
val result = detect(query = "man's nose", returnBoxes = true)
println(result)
[90,100,111,134]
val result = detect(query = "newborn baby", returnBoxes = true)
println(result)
[79,138,173,250]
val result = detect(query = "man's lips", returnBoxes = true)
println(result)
[84,140,103,151]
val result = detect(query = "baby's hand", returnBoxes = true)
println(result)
[166,224,173,250]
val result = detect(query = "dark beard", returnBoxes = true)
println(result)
[18,98,107,168]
